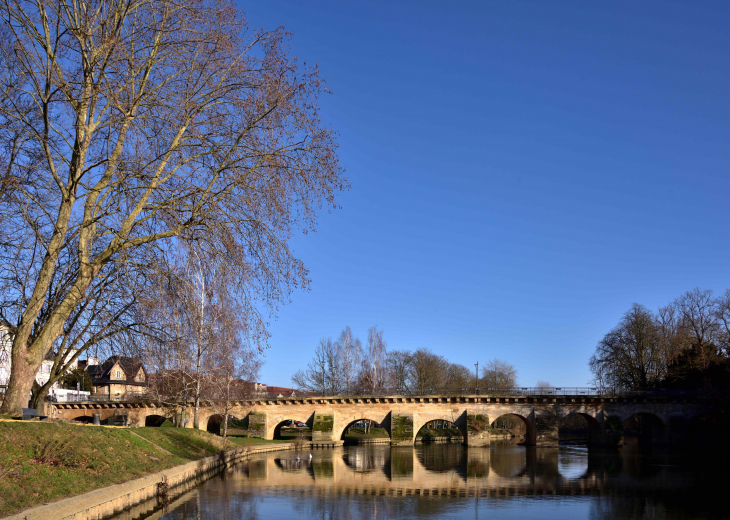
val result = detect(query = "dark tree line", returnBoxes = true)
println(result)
[590,288,730,392]
[292,327,518,396]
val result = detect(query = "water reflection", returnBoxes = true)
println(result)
[131,444,723,520]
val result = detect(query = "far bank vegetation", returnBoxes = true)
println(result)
[292,326,518,396]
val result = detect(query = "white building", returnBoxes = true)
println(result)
[0,324,98,401]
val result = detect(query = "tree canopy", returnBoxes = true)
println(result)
[0,0,345,415]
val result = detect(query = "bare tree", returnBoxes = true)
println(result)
[656,302,691,364]
[359,326,388,395]
[29,262,148,414]
[481,359,518,394]
[589,304,665,391]
[673,288,722,368]
[292,338,340,396]
[335,327,362,395]
[407,349,448,395]
[386,350,411,395]
[207,324,262,441]
[443,363,472,394]
[536,380,552,393]
[0,0,344,415]
[716,289,730,356]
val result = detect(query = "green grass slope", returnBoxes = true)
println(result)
[0,421,284,517]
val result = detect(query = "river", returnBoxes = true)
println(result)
[121,441,724,519]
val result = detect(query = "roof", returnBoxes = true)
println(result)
[87,356,148,387]
[265,386,313,398]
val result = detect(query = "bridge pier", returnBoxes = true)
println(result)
[587,412,608,447]
[390,412,415,446]
[313,412,335,442]
[465,413,490,447]
[534,409,559,447]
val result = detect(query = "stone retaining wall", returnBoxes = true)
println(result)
[3,443,293,520]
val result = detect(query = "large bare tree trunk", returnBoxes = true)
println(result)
[31,384,51,416]
[2,351,35,414]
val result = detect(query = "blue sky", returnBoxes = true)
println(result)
[241,1,730,388]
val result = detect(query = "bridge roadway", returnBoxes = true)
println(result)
[52,393,705,446]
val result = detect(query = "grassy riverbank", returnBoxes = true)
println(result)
[0,420,286,517]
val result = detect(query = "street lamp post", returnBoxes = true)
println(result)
[474,362,479,395]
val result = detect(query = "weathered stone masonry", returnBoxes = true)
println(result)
[52,394,709,447]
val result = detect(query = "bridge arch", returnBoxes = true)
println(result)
[415,418,463,444]
[144,414,172,427]
[623,412,666,445]
[205,414,243,435]
[559,412,604,445]
[332,411,392,441]
[270,417,313,440]
[413,414,467,446]
[490,413,536,445]
[339,417,390,441]
[206,414,225,434]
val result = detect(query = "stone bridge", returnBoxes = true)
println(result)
[52,393,708,447]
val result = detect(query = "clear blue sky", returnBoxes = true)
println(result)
[241,1,730,388]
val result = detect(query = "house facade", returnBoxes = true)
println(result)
[87,356,148,400]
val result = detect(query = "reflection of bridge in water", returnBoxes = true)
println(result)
[235,445,691,497]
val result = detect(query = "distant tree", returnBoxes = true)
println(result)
[292,338,341,396]
[386,350,412,395]
[673,288,723,369]
[656,302,691,364]
[664,288,727,387]
[717,289,730,356]
[407,349,448,395]
[335,327,362,395]
[536,380,552,393]
[207,330,262,441]
[60,367,93,393]
[443,363,472,394]
[589,304,665,391]
[359,327,388,395]
[481,359,517,394]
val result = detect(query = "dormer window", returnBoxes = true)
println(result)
[115,370,121,379]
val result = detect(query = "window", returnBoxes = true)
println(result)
[116,370,121,379]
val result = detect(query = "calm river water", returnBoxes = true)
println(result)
[130,442,724,520]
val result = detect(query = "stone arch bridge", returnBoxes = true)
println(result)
[52,393,706,447]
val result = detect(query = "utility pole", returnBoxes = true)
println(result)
[474,362,479,395]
